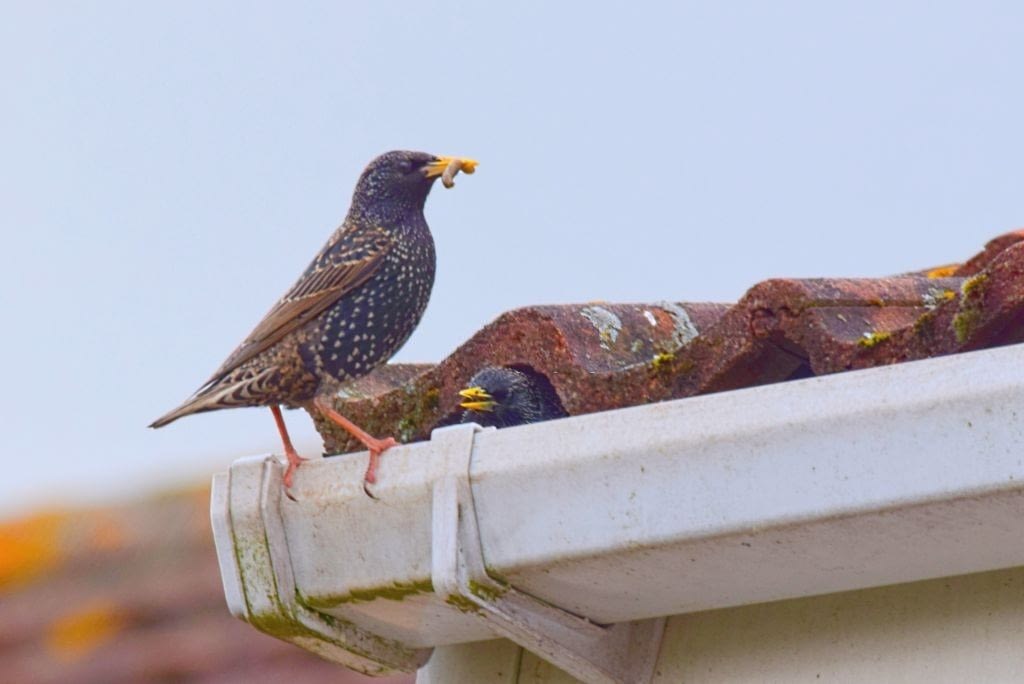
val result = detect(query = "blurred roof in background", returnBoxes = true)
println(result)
[0,486,412,684]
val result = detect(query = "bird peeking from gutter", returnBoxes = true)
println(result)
[459,367,568,429]
[150,150,478,495]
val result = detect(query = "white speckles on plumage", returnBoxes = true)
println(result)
[149,150,453,427]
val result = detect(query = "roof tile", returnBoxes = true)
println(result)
[315,230,1024,454]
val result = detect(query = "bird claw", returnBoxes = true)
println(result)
[376,436,399,452]
[361,437,398,499]
[311,396,398,498]
[282,449,309,496]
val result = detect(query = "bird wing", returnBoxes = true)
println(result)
[202,225,393,385]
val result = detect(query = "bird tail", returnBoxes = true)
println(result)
[149,367,278,428]
[149,396,212,428]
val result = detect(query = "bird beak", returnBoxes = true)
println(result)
[424,156,478,179]
[459,386,495,412]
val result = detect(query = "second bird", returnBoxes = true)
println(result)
[151,150,477,490]
[459,366,568,429]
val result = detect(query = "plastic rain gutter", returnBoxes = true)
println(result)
[210,343,1024,683]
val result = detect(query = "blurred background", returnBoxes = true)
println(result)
[2,2,1022,681]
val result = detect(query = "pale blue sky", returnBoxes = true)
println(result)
[2,2,1022,516]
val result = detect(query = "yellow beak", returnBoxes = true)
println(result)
[424,156,479,187]
[459,386,495,412]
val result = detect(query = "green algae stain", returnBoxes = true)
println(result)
[248,607,307,639]
[445,594,481,614]
[302,579,435,608]
[484,565,511,585]
[231,527,285,627]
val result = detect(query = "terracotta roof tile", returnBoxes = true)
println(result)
[315,229,1024,453]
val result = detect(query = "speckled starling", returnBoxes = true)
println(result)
[459,366,568,428]
[151,150,477,489]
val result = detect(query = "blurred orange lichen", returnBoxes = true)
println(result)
[926,264,960,279]
[46,600,128,660]
[0,511,66,590]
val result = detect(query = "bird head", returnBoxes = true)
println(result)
[354,150,477,210]
[458,366,566,428]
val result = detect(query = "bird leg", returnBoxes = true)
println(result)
[312,397,397,485]
[271,404,307,491]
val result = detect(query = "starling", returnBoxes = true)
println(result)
[151,150,477,490]
[458,367,568,429]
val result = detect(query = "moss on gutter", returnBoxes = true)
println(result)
[232,528,280,626]
[483,565,510,585]
[445,594,481,614]
[232,530,313,643]
[248,605,419,674]
[248,606,306,639]
[302,579,435,608]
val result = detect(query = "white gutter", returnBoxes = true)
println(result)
[211,343,1024,682]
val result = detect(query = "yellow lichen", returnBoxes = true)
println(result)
[651,351,675,370]
[858,331,892,348]
[926,264,960,279]
[961,272,989,296]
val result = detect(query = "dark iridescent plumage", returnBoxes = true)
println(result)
[459,366,568,428]
[151,150,476,488]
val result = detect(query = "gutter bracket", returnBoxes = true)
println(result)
[430,424,666,684]
[211,455,432,676]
